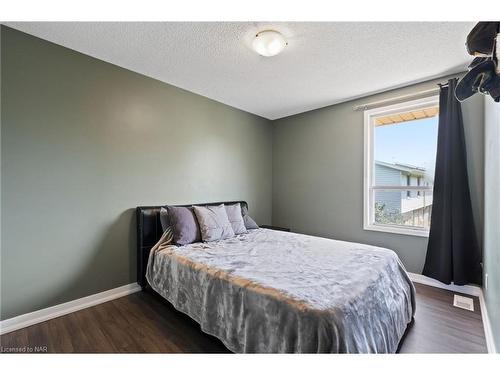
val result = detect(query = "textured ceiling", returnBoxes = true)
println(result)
[5,22,474,119]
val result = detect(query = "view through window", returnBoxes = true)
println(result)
[364,97,439,236]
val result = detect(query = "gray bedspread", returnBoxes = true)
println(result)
[146,228,415,353]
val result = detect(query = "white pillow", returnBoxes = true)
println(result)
[224,203,247,235]
[193,204,235,242]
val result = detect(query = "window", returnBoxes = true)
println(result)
[363,96,439,237]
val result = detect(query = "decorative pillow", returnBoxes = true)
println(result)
[224,203,247,235]
[167,206,201,245]
[241,205,259,230]
[193,204,235,242]
[160,207,170,232]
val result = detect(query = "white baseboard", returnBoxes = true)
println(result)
[478,290,498,354]
[408,272,496,354]
[408,272,482,296]
[0,283,141,335]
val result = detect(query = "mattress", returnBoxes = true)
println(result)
[146,228,415,353]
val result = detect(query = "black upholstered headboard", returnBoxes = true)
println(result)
[136,201,248,289]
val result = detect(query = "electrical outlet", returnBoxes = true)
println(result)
[485,273,488,290]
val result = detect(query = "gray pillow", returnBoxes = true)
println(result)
[160,207,170,232]
[167,206,201,245]
[241,205,259,230]
[225,203,247,235]
[193,204,235,242]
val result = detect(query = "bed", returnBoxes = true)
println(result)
[137,201,415,353]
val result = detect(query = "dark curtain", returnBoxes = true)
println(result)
[423,78,482,285]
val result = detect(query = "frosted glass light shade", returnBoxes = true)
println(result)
[252,30,287,57]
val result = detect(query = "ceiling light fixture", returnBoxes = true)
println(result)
[252,30,287,57]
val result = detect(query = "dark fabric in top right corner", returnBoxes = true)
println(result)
[422,78,482,286]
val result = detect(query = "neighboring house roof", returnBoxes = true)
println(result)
[375,160,426,177]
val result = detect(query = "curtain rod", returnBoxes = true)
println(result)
[353,82,449,111]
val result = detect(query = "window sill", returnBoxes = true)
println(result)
[364,223,429,238]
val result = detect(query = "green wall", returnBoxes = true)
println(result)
[272,76,485,274]
[0,27,272,320]
[484,95,500,351]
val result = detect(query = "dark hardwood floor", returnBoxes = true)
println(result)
[398,283,486,353]
[0,283,487,353]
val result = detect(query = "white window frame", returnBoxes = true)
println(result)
[363,95,439,237]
